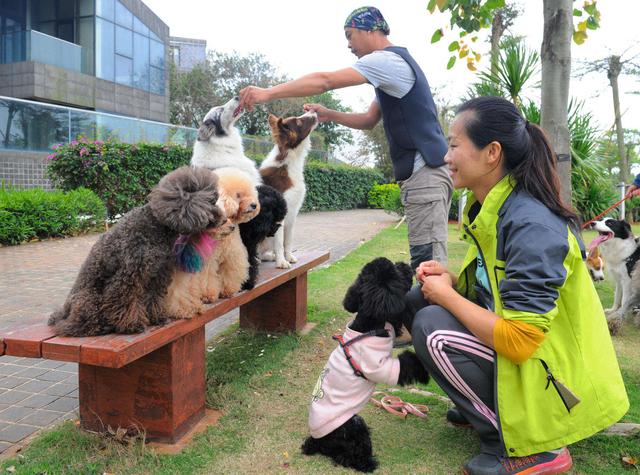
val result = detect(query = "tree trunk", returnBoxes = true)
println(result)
[541,0,573,206]
[608,55,628,186]
[490,10,505,77]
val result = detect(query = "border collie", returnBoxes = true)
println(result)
[191,96,262,186]
[259,111,318,269]
[590,218,640,333]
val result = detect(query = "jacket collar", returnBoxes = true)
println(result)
[461,175,515,240]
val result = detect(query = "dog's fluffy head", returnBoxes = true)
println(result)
[591,218,634,244]
[197,96,244,142]
[148,166,225,234]
[213,167,260,224]
[343,257,413,335]
[268,111,319,154]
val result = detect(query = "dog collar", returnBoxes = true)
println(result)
[332,328,390,380]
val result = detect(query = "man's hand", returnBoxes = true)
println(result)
[420,273,455,306]
[415,260,448,283]
[627,184,640,198]
[238,86,270,112]
[303,103,332,122]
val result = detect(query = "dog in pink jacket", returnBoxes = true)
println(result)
[302,257,430,472]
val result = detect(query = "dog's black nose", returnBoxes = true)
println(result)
[233,96,239,101]
[250,203,257,210]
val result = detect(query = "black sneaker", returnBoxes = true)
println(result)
[463,448,572,475]
[446,407,472,428]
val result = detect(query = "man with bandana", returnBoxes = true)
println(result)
[239,6,453,272]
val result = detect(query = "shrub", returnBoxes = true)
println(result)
[303,162,385,211]
[0,186,106,245]
[368,183,403,216]
[47,140,191,218]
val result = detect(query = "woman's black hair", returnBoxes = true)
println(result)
[456,96,579,227]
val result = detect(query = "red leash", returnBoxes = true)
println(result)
[581,196,630,229]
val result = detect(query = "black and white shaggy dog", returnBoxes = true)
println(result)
[190,96,262,186]
[591,218,640,334]
[48,166,225,336]
[301,257,430,473]
[239,184,287,290]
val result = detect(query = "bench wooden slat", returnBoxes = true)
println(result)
[2,251,328,368]
[2,322,57,358]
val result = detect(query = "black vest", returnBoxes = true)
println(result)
[375,46,447,181]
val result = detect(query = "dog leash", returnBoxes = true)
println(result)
[332,328,390,379]
[582,196,630,229]
[370,391,429,419]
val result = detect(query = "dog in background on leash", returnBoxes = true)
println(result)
[590,218,640,333]
[301,257,430,473]
[586,246,605,282]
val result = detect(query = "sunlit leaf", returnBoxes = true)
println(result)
[573,30,587,44]
[436,0,448,11]
[475,52,482,62]
[584,2,597,16]
[485,0,505,9]
[427,0,437,13]
[448,40,459,52]
[466,60,477,72]
[431,28,444,43]
[587,16,599,29]
[577,20,588,31]
[573,8,583,16]
[447,56,456,69]
[459,48,469,58]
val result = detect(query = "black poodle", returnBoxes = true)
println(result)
[48,166,225,336]
[239,184,287,290]
[302,257,430,472]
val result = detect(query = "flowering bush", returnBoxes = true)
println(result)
[47,139,191,218]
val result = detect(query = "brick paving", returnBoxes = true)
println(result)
[0,209,397,455]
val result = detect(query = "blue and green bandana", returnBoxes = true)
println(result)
[344,6,390,35]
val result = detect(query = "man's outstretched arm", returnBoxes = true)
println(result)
[303,100,381,130]
[238,68,368,111]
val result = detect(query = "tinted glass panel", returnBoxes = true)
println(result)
[78,16,94,74]
[115,25,132,57]
[133,33,149,90]
[57,0,75,19]
[96,0,115,21]
[95,17,114,81]
[115,54,132,86]
[133,16,148,36]
[0,98,69,151]
[150,39,164,68]
[78,0,94,16]
[150,66,164,95]
[115,1,133,28]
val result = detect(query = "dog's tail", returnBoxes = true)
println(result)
[148,166,225,235]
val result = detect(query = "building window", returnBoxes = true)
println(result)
[96,16,114,81]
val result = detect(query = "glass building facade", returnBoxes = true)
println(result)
[0,0,166,94]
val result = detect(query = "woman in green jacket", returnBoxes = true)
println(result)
[404,96,628,475]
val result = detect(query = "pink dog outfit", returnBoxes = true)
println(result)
[308,321,400,438]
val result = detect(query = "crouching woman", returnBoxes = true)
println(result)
[404,96,629,475]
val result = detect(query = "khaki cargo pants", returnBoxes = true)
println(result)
[399,164,453,271]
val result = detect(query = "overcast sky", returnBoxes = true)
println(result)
[144,0,640,145]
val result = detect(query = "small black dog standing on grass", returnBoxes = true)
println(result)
[301,257,430,473]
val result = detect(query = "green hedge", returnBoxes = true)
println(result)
[47,140,191,218]
[0,186,106,245]
[303,162,385,211]
[368,183,463,221]
[47,140,384,217]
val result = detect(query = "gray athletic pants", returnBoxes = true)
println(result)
[404,285,505,456]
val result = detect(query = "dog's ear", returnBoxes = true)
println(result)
[268,114,281,130]
[197,119,215,142]
[343,281,362,313]
[395,262,414,292]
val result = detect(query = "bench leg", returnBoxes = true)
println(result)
[78,327,205,443]
[239,273,307,332]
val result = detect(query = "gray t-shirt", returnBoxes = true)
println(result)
[352,50,424,173]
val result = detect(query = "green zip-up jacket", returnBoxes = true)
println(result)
[457,175,628,456]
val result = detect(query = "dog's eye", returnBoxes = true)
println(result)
[236,192,241,199]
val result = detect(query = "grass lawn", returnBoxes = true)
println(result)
[1,224,638,474]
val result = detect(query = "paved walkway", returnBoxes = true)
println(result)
[0,209,397,456]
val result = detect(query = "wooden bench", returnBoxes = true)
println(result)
[0,251,329,444]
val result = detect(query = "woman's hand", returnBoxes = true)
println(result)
[420,273,456,307]
[303,103,332,122]
[238,86,270,112]
[416,260,448,282]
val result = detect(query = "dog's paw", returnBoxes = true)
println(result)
[261,251,276,261]
[285,252,298,264]
[276,259,292,269]
[607,316,624,335]
[398,350,430,385]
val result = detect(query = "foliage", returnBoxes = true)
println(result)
[368,183,403,216]
[169,50,352,148]
[478,37,539,107]
[449,188,463,221]
[0,186,105,245]
[356,122,394,181]
[303,162,384,211]
[427,0,601,70]
[46,140,191,218]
